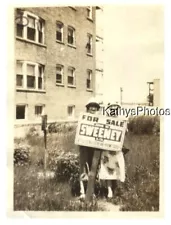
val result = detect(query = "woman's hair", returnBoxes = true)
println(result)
[86,102,100,110]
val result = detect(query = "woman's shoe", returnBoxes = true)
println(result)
[78,193,85,201]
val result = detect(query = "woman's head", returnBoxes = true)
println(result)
[86,98,100,114]
[109,103,121,117]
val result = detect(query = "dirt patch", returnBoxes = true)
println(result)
[97,199,121,211]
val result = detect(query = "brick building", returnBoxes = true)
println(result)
[15,6,97,124]
[95,7,104,101]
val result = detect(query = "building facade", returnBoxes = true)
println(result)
[15,6,97,123]
[95,7,104,101]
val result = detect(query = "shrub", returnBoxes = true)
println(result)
[50,152,80,196]
[26,126,40,138]
[48,151,103,197]
[48,122,77,133]
[152,117,160,135]
[53,152,79,181]
[14,143,31,166]
[128,116,160,135]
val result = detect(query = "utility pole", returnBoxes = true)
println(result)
[120,87,123,105]
[147,82,154,106]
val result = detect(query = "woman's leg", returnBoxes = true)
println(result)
[79,147,87,198]
[107,180,113,198]
[79,147,93,199]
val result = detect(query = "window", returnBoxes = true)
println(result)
[16,105,26,120]
[35,105,44,117]
[68,67,75,86]
[68,26,75,45]
[86,34,93,55]
[27,16,36,41]
[56,21,63,42]
[87,6,93,20]
[67,105,75,118]
[16,61,45,91]
[38,65,43,89]
[16,10,45,44]
[37,19,44,44]
[27,64,35,88]
[56,65,64,84]
[87,70,92,89]
[16,61,23,87]
[16,10,24,37]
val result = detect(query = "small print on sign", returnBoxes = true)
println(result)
[75,113,128,151]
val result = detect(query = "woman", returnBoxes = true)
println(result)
[79,99,129,199]
[79,97,101,199]
[98,103,129,198]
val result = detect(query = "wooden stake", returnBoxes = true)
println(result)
[41,115,48,177]
[44,129,47,174]
[85,149,101,202]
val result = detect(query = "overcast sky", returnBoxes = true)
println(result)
[102,5,163,104]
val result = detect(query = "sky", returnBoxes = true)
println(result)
[102,5,164,104]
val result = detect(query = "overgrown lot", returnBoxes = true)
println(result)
[14,116,160,211]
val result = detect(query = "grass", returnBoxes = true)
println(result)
[14,127,159,211]
[112,133,159,211]
[14,166,102,211]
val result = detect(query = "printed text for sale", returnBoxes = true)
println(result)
[75,113,128,151]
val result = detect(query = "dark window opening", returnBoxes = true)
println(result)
[68,106,75,117]
[16,105,25,119]
[87,79,91,89]
[17,24,23,37]
[38,66,43,89]
[16,62,23,87]
[56,22,63,42]
[56,31,62,41]
[16,75,23,87]
[35,106,43,116]
[86,43,91,54]
[27,76,35,88]
[68,27,75,45]
[27,27,36,41]
[68,35,74,45]
[87,70,92,89]
[56,73,62,83]
[68,76,74,85]
[27,64,35,88]
[38,77,42,89]
[87,35,92,54]
[38,31,43,43]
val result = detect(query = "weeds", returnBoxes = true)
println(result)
[128,116,160,135]
[14,117,160,211]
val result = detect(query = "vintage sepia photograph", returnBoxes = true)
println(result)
[10,3,164,216]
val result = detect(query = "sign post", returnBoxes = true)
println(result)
[85,149,101,202]
[41,115,48,176]
[75,112,128,202]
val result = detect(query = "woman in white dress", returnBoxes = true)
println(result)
[98,103,129,198]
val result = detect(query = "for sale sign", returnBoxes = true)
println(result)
[75,113,128,151]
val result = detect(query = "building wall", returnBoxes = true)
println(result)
[95,7,104,100]
[153,79,160,107]
[15,7,96,123]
